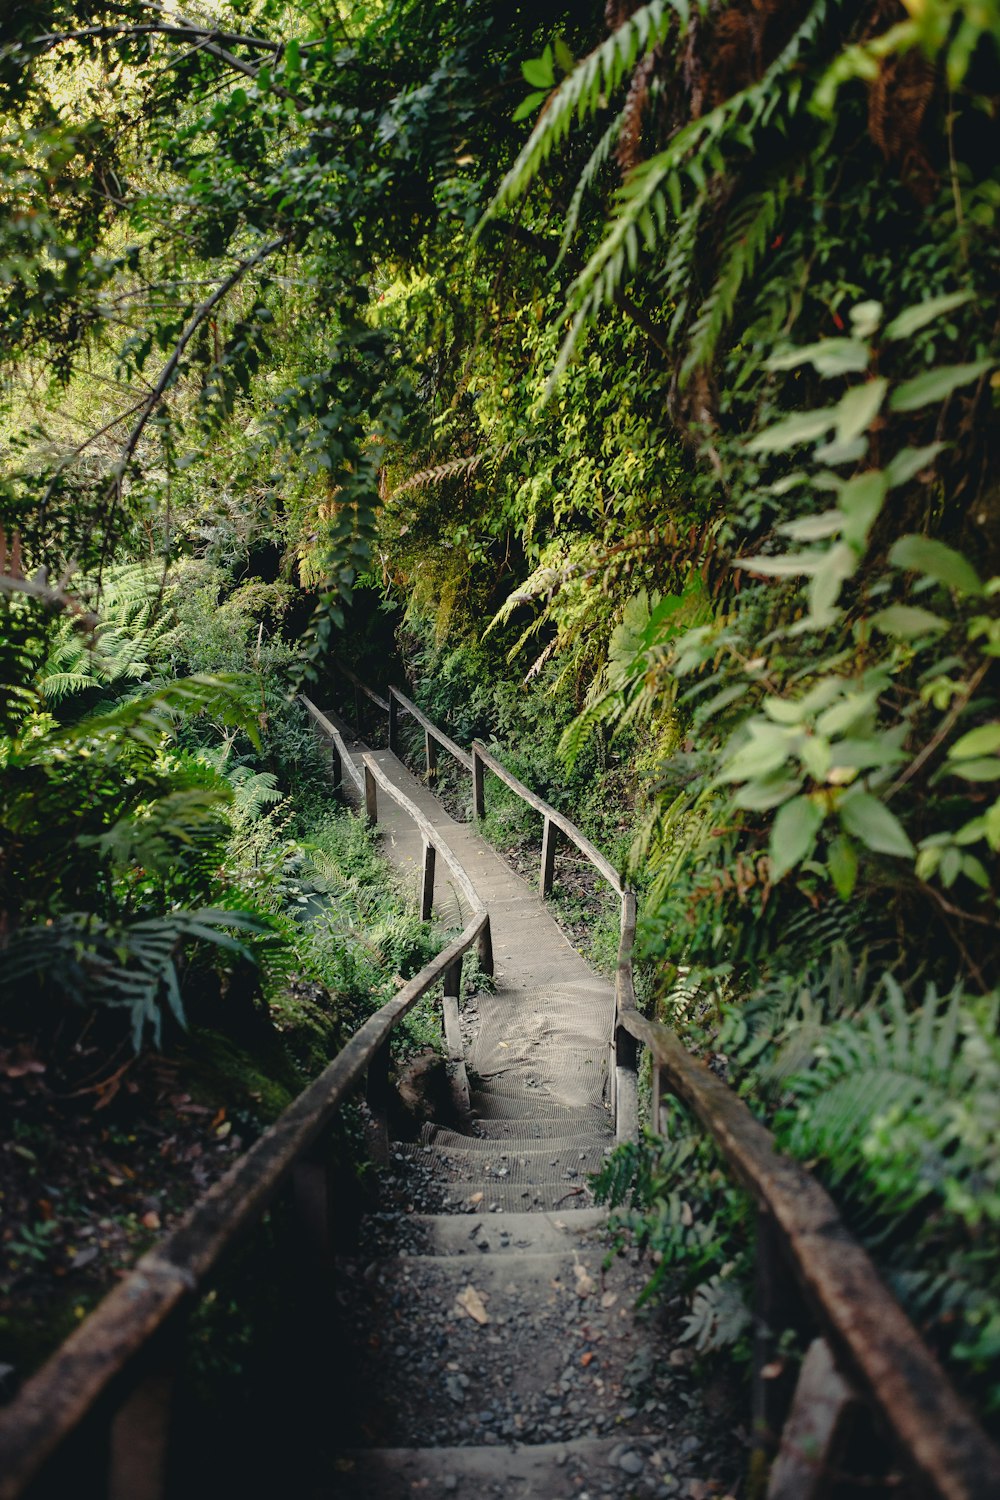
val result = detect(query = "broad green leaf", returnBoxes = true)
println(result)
[839,471,887,551]
[746,408,836,454]
[947,758,1000,781]
[870,604,949,638]
[766,339,869,377]
[800,734,831,782]
[940,846,962,887]
[890,359,993,413]
[961,854,991,889]
[827,834,858,899]
[735,553,821,578]
[835,378,887,445]
[883,290,973,341]
[948,723,1000,760]
[889,535,984,596]
[817,689,877,738]
[769,795,824,881]
[513,91,549,121]
[763,696,806,726]
[777,510,843,542]
[553,36,575,72]
[850,301,883,338]
[808,542,855,623]
[828,737,906,772]
[838,792,915,857]
[732,774,804,811]
[522,49,555,88]
[884,443,944,489]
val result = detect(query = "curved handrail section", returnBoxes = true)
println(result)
[300,694,365,797]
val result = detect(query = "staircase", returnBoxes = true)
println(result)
[322,724,738,1500]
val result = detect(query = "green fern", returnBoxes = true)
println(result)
[0,907,272,1049]
[482,1,685,228]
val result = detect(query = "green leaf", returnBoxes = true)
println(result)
[838,471,887,551]
[766,339,869,377]
[522,50,555,89]
[838,792,915,857]
[719,725,795,782]
[835,378,887,445]
[769,795,823,881]
[808,542,855,623]
[849,301,883,339]
[890,359,993,413]
[870,604,949,638]
[553,36,575,73]
[883,290,974,341]
[948,723,1000,760]
[884,444,944,489]
[827,834,858,899]
[947,758,1000,782]
[889,535,984,596]
[732,774,804,811]
[735,552,821,578]
[746,408,836,453]
[777,511,843,542]
[513,91,549,121]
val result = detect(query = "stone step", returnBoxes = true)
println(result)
[329,1434,679,1499]
[406,1208,608,1257]
[469,1091,610,1124]
[396,1141,610,1214]
[328,1249,674,1455]
[422,1125,607,1155]
[464,1111,613,1141]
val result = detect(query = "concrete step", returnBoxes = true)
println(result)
[328,1248,671,1454]
[328,1434,674,1498]
[463,1111,613,1142]
[397,1140,610,1213]
[422,1125,608,1155]
[406,1208,608,1257]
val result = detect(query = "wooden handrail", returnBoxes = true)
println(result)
[334,659,390,713]
[389,686,474,771]
[360,753,483,918]
[300,695,365,797]
[0,917,489,1499]
[618,1010,1000,1500]
[471,740,624,898]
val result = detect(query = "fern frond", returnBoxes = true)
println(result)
[548,0,830,386]
[481,1,685,227]
[680,176,794,382]
[554,109,625,271]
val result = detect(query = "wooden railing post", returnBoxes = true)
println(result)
[330,740,342,792]
[425,730,438,787]
[291,1123,337,1265]
[364,763,378,826]
[651,1060,665,1137]
[472,744,485,820]
[614,1020,639,1143]
[108,1319,186,1500]
[540,815,557,897]
[388,688,398,753]
[444,954,463,1001]
[366,1038,392,1166]
[421,840,436,922]
[752,1207,799,1480]
[477,915,494,977]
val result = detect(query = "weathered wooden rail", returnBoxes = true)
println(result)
[0,709,491,1500]
[325,666,1000,1500]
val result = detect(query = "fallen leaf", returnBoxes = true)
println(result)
[761,1360,785,1380]
[454,1285,490,1324]
[573,1262,595,1297]
[580,1351,594,1367]
[600,1291,618,1309]
[141,1211,161,1231]
[215,1121,232,1139]
[467,1191,484,1206]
